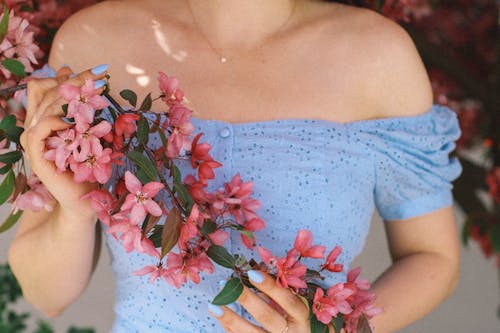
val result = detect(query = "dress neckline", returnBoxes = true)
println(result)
[188,103,447,129]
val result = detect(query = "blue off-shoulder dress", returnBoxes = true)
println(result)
[34,66,462,332]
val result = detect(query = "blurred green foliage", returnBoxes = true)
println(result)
[0,264,95,333]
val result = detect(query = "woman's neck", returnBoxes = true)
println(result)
[149,0,305,51]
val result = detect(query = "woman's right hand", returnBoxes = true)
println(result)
[19,64,109,220]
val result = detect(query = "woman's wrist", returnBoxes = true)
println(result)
[56,204,98,230]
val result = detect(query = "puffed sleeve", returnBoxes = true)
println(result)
[362,104,462,221]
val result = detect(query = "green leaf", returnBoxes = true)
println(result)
[5,127,23,145]
[127,150,158,182]
[461,221,470,247]
[310,314,329,333]
[161,206,182,258]
[0,115,16,130]
[0,210,22,233]
[206,245,235,269]
[211,277,243,305]
[62,104,69,116]
[333,313,344,333]
[139,93,152,111]
[2,58,25,77]
[172,165,182,185]
[0,6,9,44]
[0,164,10,174]
[229,224,253,239]
[34,320,54,333]
[200,219,217,236]
[488,224,500,252]
[0,114,23,144]
[137,116,149,144]
[149,225,163,248]
[119,89,137,107]
[0,151,21,165]
[158,130,168,147]
[0,169,15,205]
[174,182,194,211]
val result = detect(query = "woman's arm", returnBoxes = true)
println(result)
[369,207,460,332]
[8,203,100,317]
[8,11,109,315]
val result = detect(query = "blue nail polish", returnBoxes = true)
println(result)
[91,64,109,75]
[208,303,224,317]
[69,73,77,78]
[60,64,69,69]
[248,270,264,284]
[94,80,106,89]
[218,280,227,289]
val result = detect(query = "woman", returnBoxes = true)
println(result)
[8,0,462,332]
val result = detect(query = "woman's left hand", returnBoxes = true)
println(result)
[208,270,331,333]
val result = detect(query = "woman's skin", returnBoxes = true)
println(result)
[8,1,460,332]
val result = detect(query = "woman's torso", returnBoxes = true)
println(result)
[49,1,437,331]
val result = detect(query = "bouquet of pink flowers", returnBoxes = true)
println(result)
[0,2,382,332]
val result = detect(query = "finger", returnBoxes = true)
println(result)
[25,64,109,127]
[56,65,73,83]
[25,115,71,164]
[62,63,109,88]
[208,304,266,333]
[237,285,287,333]
[247,270,309,323]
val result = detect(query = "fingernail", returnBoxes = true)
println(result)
[94,80,106,89]
[61,64,69,69]
[69,73,77,78]
[208,303,224,317]
[91,64,109,75]
[218,279,227,289]
[248,270,264,284]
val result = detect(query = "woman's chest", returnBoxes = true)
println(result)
[87,6,374,124]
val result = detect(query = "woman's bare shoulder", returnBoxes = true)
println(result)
[319,3,434,119]
[48,1,147,70]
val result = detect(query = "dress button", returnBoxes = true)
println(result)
[219,127,231,138]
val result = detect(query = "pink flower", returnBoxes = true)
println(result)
[179,205,201,249]
[257,246,278,266]
[313,288,340,324]
[345,267,371,293]
[327,283,354,315]
[0,10,40,78]
[70,143,113,184]
[293,229,326,259]
[80,189,117,226]
[163,252,211,288]
[59,79,109,131]
[321,246,343,272]
[120,171,164,225]
[12,175,54,213]
[106,214,142,253]
[75,121,112,158]
[222,174,261,224]
[184,174,212,204]
[44,127,78,172]
[276,249,307,289]
[486,167,500,204]
[165,104,194,158]
[158,72,184,106]
[115,113,140,138]
[240,218,265,250]
[208,229,229,246]
[133,263,167,284]
[190,133,222,184]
